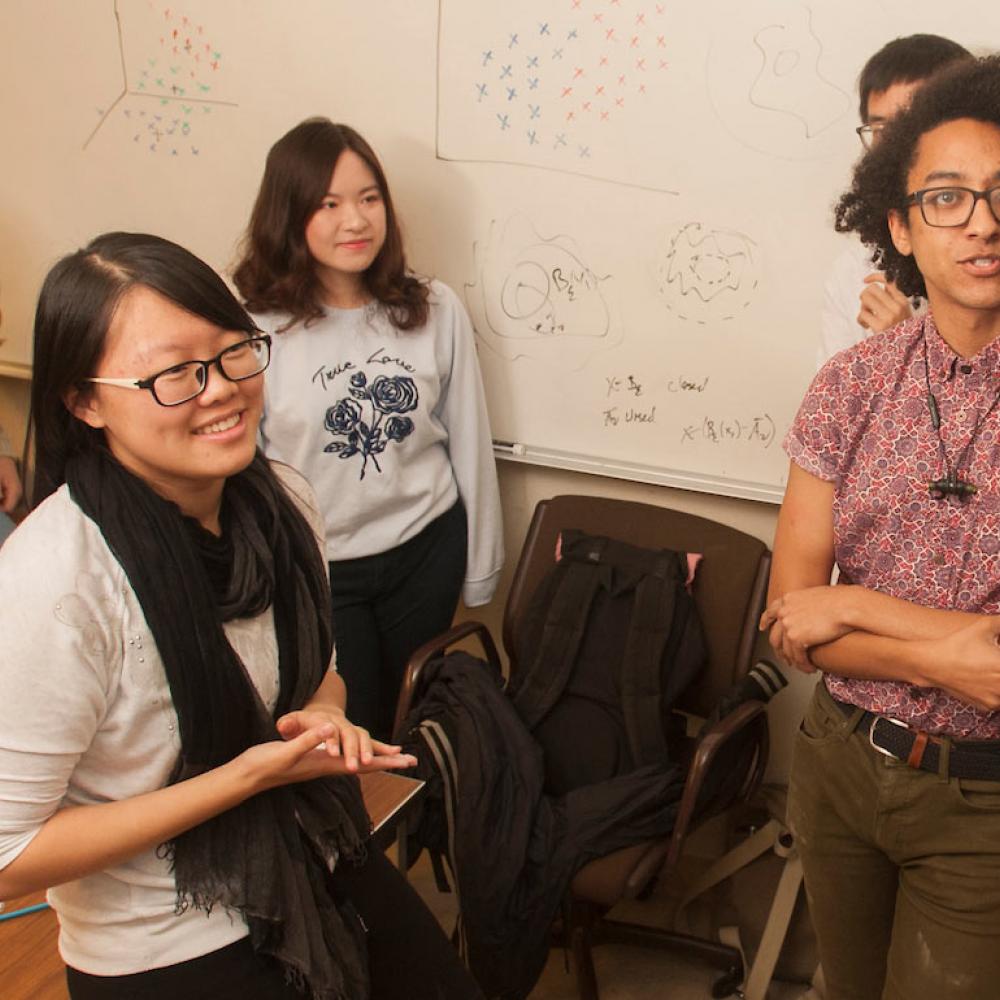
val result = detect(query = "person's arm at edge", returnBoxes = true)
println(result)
[0,456,22,515]
[0,423,22,515]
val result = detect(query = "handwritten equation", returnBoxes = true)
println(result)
[599,371,775,448]
[603,404,655,426]
[680,413,776,448]
[605,372,710,398]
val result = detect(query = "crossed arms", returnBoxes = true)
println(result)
[762,462,1000,711]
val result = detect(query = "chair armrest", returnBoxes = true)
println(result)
[391,621,502,738]
[665,699,769,869]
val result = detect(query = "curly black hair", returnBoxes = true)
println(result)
[835,54,1000,300]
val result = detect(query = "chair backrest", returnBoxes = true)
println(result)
[503,495,771,720]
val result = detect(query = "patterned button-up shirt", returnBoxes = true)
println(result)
[786,313,1000,738]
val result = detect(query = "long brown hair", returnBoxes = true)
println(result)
[234,118,429,331]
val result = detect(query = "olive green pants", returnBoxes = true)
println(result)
[788,681,1000,1000]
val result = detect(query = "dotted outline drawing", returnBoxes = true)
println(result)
[83,0,238,155]
[654,221,759,325]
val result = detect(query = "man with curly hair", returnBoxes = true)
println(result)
[818,34,971,367]
[763,56,1000,999]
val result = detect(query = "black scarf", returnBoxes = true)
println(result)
[67,448,371,1000]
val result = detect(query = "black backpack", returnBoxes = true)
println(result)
[507,529,708,795]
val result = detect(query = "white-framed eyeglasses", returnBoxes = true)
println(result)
[87,334,271,407]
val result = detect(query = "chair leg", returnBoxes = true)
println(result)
[564,901,746,999]
[567,900,602,1000]
[602,919,744,976]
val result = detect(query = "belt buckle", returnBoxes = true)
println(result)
[868,714,908,758]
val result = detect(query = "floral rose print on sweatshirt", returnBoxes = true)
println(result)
[324,372,417,479]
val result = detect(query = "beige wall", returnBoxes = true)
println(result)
[0,376,813,779]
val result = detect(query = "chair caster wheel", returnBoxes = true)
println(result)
[711,967,743,998]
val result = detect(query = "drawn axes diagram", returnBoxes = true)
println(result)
[466,215,619,367]
[84,0,237,156]
[655,222,759,324]
[706,2,849,159]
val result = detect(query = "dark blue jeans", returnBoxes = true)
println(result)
[329,499,467,741]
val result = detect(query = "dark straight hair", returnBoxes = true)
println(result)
[233,117,429,331]
[858,34,971,121]
[30,231,257,506]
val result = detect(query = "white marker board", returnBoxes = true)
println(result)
[1,0,994,501]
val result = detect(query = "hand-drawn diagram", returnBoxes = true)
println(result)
[85,0,237,156]
[438,0,679,192]
[466,214,619,367]
[706,3,850,160]
[750,17,846,137]
[655,222,759,324]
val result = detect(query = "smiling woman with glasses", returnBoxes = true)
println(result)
[0,232,482,1000]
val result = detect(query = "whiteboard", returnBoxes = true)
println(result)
[1,0,995,502]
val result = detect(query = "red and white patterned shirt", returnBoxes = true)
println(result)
[786,312,1000,738]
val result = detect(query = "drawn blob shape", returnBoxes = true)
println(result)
[656,222,760,324]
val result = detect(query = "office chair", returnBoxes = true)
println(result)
[396,494,772,999]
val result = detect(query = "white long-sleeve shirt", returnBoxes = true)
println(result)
[0,465,327,975]
[256,280,504,607]
[818,238,926,369]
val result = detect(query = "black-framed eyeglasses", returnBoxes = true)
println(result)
[855,122,886,150]
[88,334,272,407]
[904,186,1000,228]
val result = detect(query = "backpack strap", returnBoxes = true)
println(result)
[620,553,680,766]
[511,547,606,730]
[416,719,469,959]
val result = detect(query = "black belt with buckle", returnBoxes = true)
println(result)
[833,698,1000,780]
